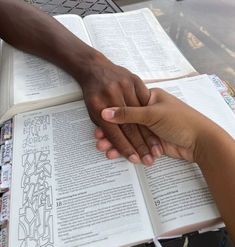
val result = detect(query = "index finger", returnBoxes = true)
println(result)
[100,121,141,164]
[132,75,150,106]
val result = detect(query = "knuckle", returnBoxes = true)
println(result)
[121,123,137,136]
[106,81,118,92]
[157,88,168,100]
[157,88,166,96]
[120,78,132,90]
[131,73,141,83]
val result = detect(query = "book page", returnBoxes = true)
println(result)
[136,75,235,237]
[9,101,154,247]
[12,15,91,105]
[0,41,12,119]
[84,8,195,81]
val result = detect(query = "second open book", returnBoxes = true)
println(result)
[8,74,235,247]
[0,8,196,123]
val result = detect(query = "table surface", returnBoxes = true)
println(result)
[25,0,122,17]
[116,0,235,88]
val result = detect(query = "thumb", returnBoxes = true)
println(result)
[101,106,155,126]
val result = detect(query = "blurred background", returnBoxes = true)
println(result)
[117,0,235,87]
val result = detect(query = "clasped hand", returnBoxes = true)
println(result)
[96,87,216,164]
[80,54,161,166]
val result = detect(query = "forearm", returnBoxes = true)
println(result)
[0,0,103,85]
[195,125,235,241]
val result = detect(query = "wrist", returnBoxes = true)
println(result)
[193,122,234,167]
[72,48,108,87]
[53,36,107,87]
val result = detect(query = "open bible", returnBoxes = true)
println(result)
[0,8,196,123]
[4,74,235,247]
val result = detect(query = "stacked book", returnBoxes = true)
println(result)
[0,120,12,247]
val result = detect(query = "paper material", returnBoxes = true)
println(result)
[150,75,235,138]
[10,101,153,247]
[0,145,3,166]
[0,225,8,247]
[1,191,10,223]
[8,74,235,245]
[13,15,89,105]
[0,120,12,142]
[2,140,12,164]
[153,238,163,247]
[137,75,235,237]
[12,9,195,106]
[209,75,228,93]
[84,8,195,81]
[198,222,225,233]
[1,163,12,190]
[0,9,196,124]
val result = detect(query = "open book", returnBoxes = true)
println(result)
[0,8,196,123]
[4,74,235,247]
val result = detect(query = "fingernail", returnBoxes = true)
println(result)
[102,109,115,120]
[128,154,140,164]
[142,154,154,166]
[152,145,162,157]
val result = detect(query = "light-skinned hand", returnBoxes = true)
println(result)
[96,88,218,164]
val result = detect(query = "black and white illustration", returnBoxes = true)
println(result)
[18,113,54,246]
[23,115,50,150]
[18,150,54,247]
